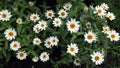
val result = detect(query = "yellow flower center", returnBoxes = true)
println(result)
[56,21,59,24]
[61,12,65,16]
[33,16,37,19]
[43,55,46,58]
[111,34,115,38]
[70,23,75,29]
[13,44,17,48]
[108,15,112,19]
[47,41,51,45]
[95,56,100,61]
[2,13,7,18]
[52,39,56,43]
[20,53,24,57]
[87,34,93,40]
[98,9,102,14]
[70,47,75,52]
[41,24,45,27]
[35,40,39,43]
[8,32,14,36]
[66,5,69,9]
[48,13,52,16]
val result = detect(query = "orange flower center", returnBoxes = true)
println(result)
[8,32,14,36]
[70,47,75,52]
[35,40,39,43]
[111,34,115,38]
[98,9,102,14]
[104,28,108,31]
[43,55,46,58]
[87,35,93,40]
[20,53,24,57]
[61,12,65,16]
[56,21,59,24]
[47,41,51,45]
[52,39,56,43]
[108,15,112,19]
[95,56,100,61]
[33,16,37,19]
[48,13,52,16]
[2,13,7,18]
[70,23,75,29]
[41,24,44,27]
[13,44,17,48]
[66,5,69,9]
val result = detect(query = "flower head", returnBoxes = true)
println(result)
[30,13,40,22]
[16,51,27,60]
[101,3,109,10]
[38,20,47,30]
[74,58,81,66]
[39,52,49,62]
[33,38,42,45]
[53,18,62,27]
[50,36,59,46]
[32,57,39,62]
[94,6,106,16]
[44,37,52,48]
[16,18,23,24]
[10,41,21,51]
[102,26,110,34]
[63,3,72,11]
[106,12,115,21]
[58,9,68,19]
[45,10,55,19]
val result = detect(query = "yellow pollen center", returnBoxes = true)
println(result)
[61,12,65,16]
[87,35,93,40]
[8,32,14,36]
[98,9,102,13]
[2,13,7,18]
[111,34,115,38]
[108,15,112,19]
[41,24,44,27]
[13,44,17,48]
[20,53,24,57]
[35,40,39,43]
[47,41,51,45]
[48,13,52,16]
[70,23,75,29]
[70,47,75,52]
[33,16,37,19]
[66,5,69,8]
[56,21,59,24]
[52,39,56,43]
[43,55,46,58]
[95,56,100,61]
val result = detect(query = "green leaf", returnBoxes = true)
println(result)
[70,34,77,42]
[31,50,38,57]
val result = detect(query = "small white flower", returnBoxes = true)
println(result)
[50,36,59,46]
[63,3,72,11]
[58,9,68,19]
[45,10,55,19]
[102,26,110,34]
[94,6,106,16]
[44,38,52,48]
[16,18,23,24]
[74,58,81,66]
[39,52,49,62]
[33,24,41,33]
[0,9,12,21]
[84,31,97,44]
[10,41,21,51]
[16,51,27,60]
[4,28,17,41]
[107,30,120,41]
[66,18,80,33]
[90,51,104,65]
[106,12,115,21]
[33,37,42,45]
[38,20,47,30]
[30,13,40,22]
[101,3,109,10]
[53,18,62,27]
[32,57,39,62]
[67,43,79,56]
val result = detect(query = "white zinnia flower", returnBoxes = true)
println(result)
[10,41,21,51]
[45,10,55,19]
[94,6,106,17]
[50,36,59,46]
[0,9,12,21]
[16,18,23,24]
[101,3,109,10]
[66,18,80,33]
[58,9,68,19]
[53,18,62,27]
[39,52,49,62]
[4,28,17,41]
[16,51,27,60]
[44,38,52,48]
[38,20,47,30]
[63,3,72,11]
[102,26,110,34]
[74,58,81,66]
[33,37,42,45]
[106,12,115,21]
[107,30,120,41]
[67,43,79,56]
[84,31,97,44]
[32,57,39,62]
[33,24,41,33]
[90,51,104,65]
[30,13,40,22]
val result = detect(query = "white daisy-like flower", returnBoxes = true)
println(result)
[94,6,106,16]
[53,18,62,27]
[66,18,80,33]
[38,20,47,30]
[50,36,59,46]
[90,51,104,65]
[16,18,23,24]
[101,3,109,10]
[102,26,110,34]
[58,9,68,19]
[107,30,120,41]
[84,31,97,44]
[63,3,72,11]
[45,10,55,19]
[0,9,12,21]
[106,12,115,21]
[4,28,17,41]
[16,51,27,60]
[67,43,79,56]
[30,13,40,22]
[33,24,41,33]
[33,37,42,45]
[39,52,49,62]
[74,58,81,66]
[10,41,21,51]
[44,38,52,48]
[32,57,39,62]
